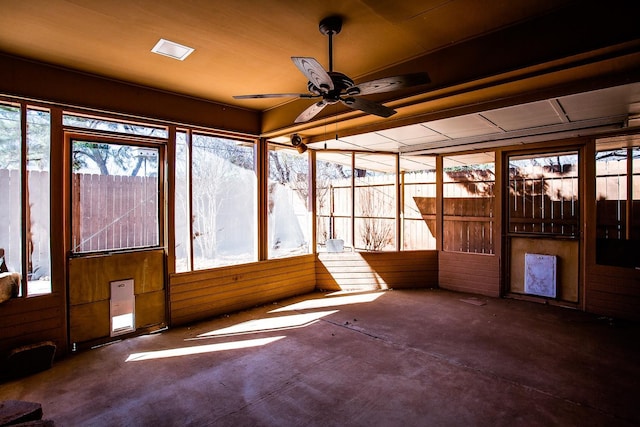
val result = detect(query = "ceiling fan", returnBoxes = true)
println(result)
[234,15,430,123]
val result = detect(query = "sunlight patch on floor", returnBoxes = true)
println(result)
[125,336,285,362]
[270,292,384,313]
[196,310,339,338]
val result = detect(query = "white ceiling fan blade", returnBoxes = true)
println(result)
[291,57,334,92]
[350,73,430,96]
[295,100,328,123]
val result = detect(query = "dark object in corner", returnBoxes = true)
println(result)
[0,400,42,425]
[2,341,56,381]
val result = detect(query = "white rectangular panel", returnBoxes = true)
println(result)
[524,253,556,298]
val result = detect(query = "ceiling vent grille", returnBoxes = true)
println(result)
[151,39,194,61]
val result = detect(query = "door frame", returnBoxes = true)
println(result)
[501,143,585,309]
[64,130,168,351]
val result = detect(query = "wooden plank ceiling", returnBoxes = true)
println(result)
[1,0,639,148]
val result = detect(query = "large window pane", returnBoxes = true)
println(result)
[0,104,22,279]
[316,152,352,251]
[595,135,640,268]
[26,109,51,294]
[444,153,495,254]
[174,131,191,272]
[508,152,578,237]
[401,156,436,250]
[191,134,256,269]
[267,145,311,258]
[72,141,160,253]
[0,104,52,296]
[354,154,396,251]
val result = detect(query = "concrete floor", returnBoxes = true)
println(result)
[1,288,639,426]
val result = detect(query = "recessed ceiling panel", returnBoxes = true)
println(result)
[559,83,640,122]
[481,100,565,131]
[400,155,436,171]
[376,124,440,141]
[308,139,364,151]
[443,152,495,169]
[315,151,353,168]
[340,133,394,148]
[355,153,398,173]
[366,140,406,151]
[426,114,501,139]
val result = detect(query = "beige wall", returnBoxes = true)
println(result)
[509,237,579,303]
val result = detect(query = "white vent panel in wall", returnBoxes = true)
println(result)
[524,253,557,298]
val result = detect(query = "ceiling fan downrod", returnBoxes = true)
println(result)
[319,15,342,72]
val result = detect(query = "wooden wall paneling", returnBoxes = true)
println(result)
[135,290,166,329]
[0,295,65,357]
[585,265,640,321]
[67,249,165,345]
[439,251,500,297]
[508,237,579,303]
[69,301,110,344]
[170,255,316,326]
[316,250,438,291]
[0,54,261,136]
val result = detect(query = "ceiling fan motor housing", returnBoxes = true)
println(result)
[307,71,357,103]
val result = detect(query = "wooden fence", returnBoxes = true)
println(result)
[72,173,159,252]
[509,175,578,237]
[2,169,159,259]
[413,196,494,254]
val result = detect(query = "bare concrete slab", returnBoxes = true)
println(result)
[0,289,638,426]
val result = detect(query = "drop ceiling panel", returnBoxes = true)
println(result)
[366,141,406,151]
[481,100,565,131]
[315,151,353,168]
[443,152,495,169]
[426,114,501,139]
[400,134,450,147]
[560,83,640,122]
[400,156,436,171]
[308,139,364,151]
[340,133,394,148]
[376,124,440,141]
[355,153,398,173]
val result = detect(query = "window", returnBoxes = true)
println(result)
[0,103,52,296]
[401,156,436,250]
[175,133,257,271]
[174,131,191,272]
[508,152,578,237]
[71,141,160,253]
[443,153,495,254]
[595,136,640,268]
[267,144,311,259]
[354,154,397,251]
[316,152,353,251]
[63,114,168,138]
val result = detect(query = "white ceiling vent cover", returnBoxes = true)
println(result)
[151,39,194,61]
[524,253,557,298]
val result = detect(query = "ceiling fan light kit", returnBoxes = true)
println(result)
[234,15,430,127]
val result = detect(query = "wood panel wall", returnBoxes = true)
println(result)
[509,237,579,303]
[316,250,438,292]
[0,294,65,359]
[0,53,260,136]
[170,255,316,326]
[68,250,165,347]
[585,265,640,321]
[439,251,500,297]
